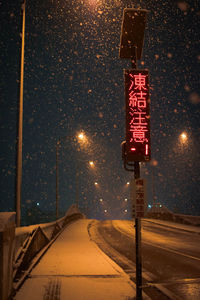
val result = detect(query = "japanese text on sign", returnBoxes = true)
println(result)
[135,178,145,218]
[125,69,151,162]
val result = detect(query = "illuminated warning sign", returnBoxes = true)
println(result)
[125,69,151,162]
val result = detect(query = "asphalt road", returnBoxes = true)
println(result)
[94,219,200,300]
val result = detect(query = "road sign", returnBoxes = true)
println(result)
[119,9,147,60]
[125,69,151,162]
[131,178,146,218]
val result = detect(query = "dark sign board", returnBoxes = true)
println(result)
[125,69,151,162]
[119,9,147,60]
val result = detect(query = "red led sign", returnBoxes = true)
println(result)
[125,69,151,162]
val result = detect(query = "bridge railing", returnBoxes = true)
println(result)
[14,215,66,260]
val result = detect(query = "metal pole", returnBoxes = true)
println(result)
[16,0,26,227]
[131,47,142,300]
[134,162,142,300]
[75,166,79,208]
[152,167,156,208]
[56,141,59,219]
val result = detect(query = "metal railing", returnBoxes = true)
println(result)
[0,206,85,300]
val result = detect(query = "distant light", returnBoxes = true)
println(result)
[180,132,187,142]
[126,182,130,185]
[100,198,103,202]
[124,209,128,213]
[94,182,98,186]
[89,161,94,167]
[160,204,162,208]
[104,209,107,213]
[37,202,40,206]
[125,198,128,202]
[148,204,152,208]
[181,132,187,139]
[78,131,87,142]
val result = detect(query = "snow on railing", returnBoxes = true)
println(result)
[14,204,83,258]
[0,205,85,299]
[146,204,200,226]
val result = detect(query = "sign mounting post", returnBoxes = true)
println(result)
[119,8,151,300]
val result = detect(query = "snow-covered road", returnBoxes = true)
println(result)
[94,219,200,300]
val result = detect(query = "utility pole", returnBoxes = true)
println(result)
[75,167,79,208]
[56,140,59,219]
[16,1,26,227]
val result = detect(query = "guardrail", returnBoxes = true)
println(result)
[0,206,85,300]
[146,210,200,226]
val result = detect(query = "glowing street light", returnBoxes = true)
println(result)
[89,161,94,167]
[180,132,187,143]
[78,132,85,140]
[94,182,98,186]
[77,131,90,150]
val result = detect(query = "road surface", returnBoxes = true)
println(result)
[91,218,200,300]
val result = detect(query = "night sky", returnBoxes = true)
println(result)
[1,0,200,225]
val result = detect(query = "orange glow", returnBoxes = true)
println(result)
[78,132,85,140]
[89,161,94,167]
[180,132,187,143]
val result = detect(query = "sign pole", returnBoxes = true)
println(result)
[119,9,150,300]
[131,47,142,300]
[134,162,142,300]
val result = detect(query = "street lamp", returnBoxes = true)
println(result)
[16,1,26,227]
[180,132,187,143]
[89,161,95,167]
[56,134,79,219]
[78,132,85,140]
[56,132,94,218]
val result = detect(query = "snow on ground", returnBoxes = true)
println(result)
[113,218,200,238]
[112,218,200,259]
[14,219,136,300]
